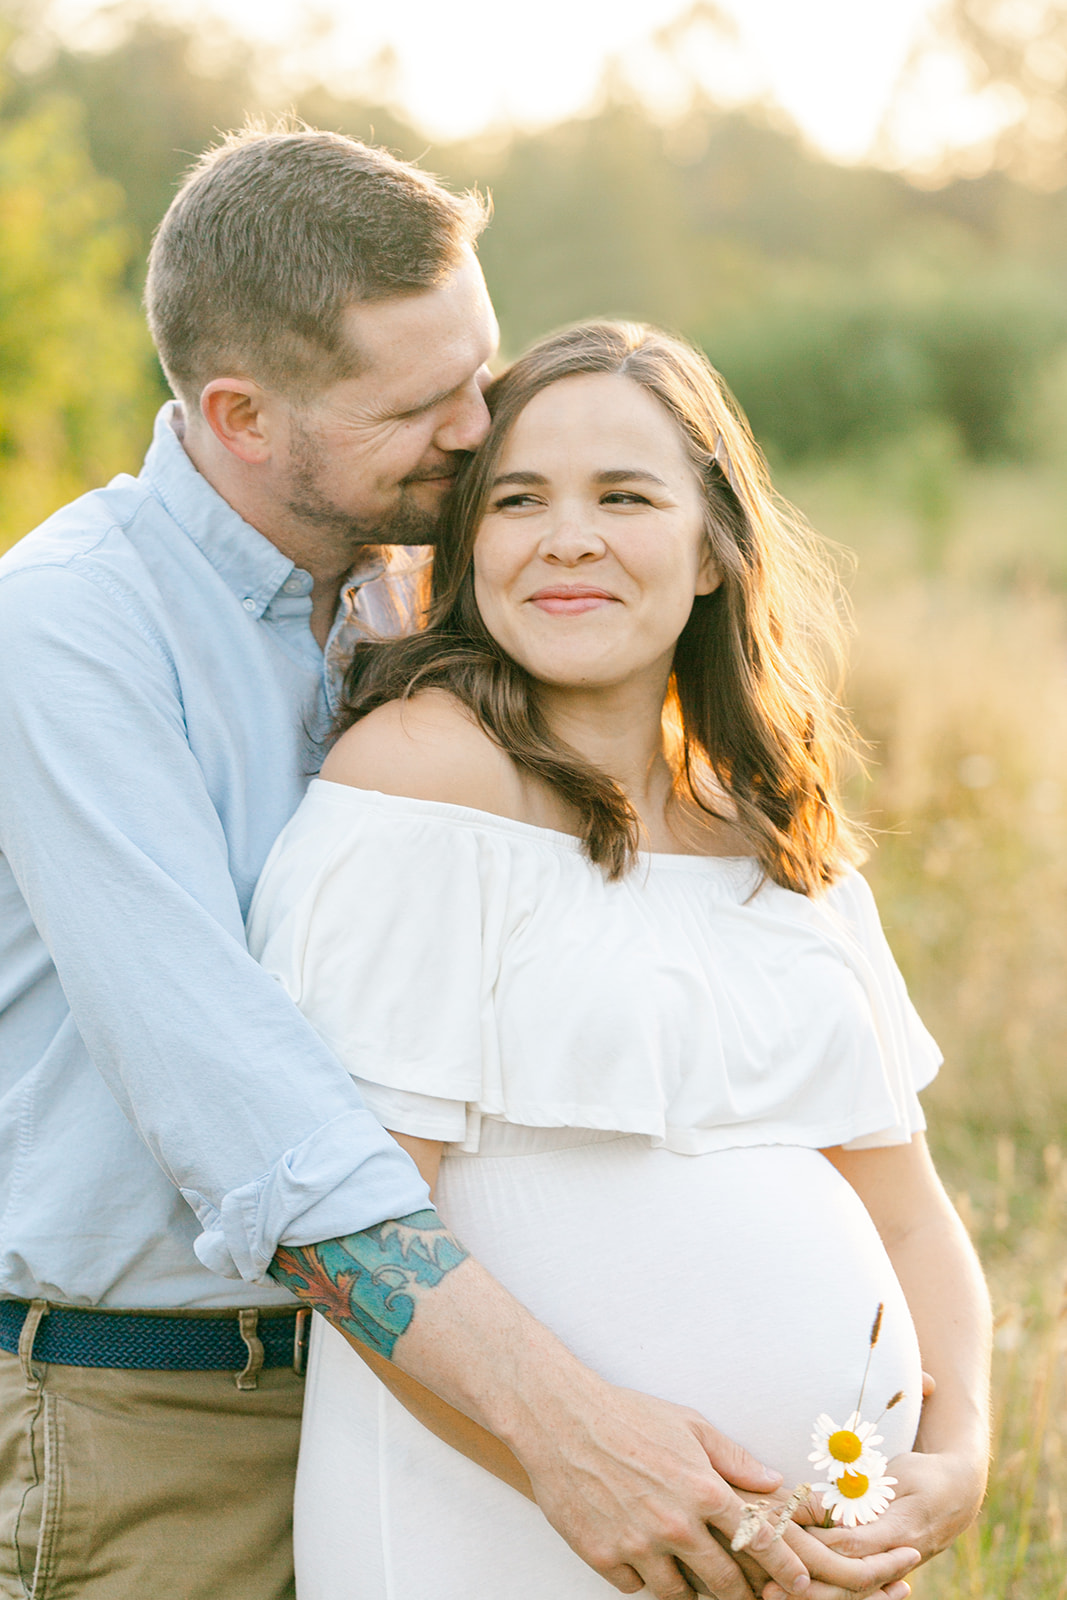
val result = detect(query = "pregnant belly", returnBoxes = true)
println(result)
[435,1134,922,1485]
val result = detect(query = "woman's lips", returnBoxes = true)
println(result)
[527,587,618,615]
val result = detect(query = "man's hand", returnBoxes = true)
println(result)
[515,1383,815,1600]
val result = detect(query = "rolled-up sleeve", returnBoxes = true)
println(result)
[0,563,431,1281]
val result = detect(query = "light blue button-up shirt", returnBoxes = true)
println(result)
[0,404,431,1308]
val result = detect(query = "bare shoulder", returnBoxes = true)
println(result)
[320,690,527,816]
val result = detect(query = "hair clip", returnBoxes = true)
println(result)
[713,432,742,496]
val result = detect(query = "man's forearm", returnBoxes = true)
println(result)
[271,1215,538,1493]
[270,1212,603,1450]
[270,1209,469,1360]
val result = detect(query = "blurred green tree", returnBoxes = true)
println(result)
[0,29,154,549]
[5,6,432,268]
[456,99,700,352]
[3,0,1067,483]
[701,264,1067,462]
[5,9,262,260]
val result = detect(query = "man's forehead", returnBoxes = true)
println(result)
[340,252,497,399]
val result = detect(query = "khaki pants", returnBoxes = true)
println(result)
[0,1341,304,1600]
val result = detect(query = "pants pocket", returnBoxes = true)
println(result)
[0,1357,62,1600]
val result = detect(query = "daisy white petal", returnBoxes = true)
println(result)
[816,1468,897,1528]
[808,1411,886,1478]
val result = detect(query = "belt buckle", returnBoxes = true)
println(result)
[292,1307,311,1376]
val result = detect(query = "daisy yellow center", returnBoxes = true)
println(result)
[838,1472,870,1499]
[828,1430,862,1464]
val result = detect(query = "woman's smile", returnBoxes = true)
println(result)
[526,584,620,615]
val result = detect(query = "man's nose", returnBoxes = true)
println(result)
[433,374,491,453]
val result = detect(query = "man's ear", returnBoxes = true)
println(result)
[199,379,274,465]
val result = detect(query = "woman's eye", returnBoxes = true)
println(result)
[491,492,541,510]
[601,490,651,506]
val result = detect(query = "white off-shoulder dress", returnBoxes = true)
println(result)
[247,780,941,1600]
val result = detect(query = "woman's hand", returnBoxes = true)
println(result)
[757,1447,987,1600]
[795,1447,986,1568]
[697,1486,919,1600]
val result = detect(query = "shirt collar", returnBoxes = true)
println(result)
[140,402,294,618]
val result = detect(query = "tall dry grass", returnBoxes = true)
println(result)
[784,453,1067,1598]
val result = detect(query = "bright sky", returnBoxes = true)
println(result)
[46,0,1004,169]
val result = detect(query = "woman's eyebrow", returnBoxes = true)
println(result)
[595,469,671,488]
[491,469,672,489]
[491,470,548,487]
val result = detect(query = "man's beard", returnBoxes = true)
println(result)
[284,420,443,547]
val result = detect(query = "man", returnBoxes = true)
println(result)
[0,128,918,1600]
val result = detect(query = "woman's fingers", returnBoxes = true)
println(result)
[760,1546,917,1600]
[799,1529,921,1593]
[764,1588,910,1600]
[764,1536,921,1600]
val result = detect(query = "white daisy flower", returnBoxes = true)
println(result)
[808,1411,886,1479]
[815,1466,897,1528]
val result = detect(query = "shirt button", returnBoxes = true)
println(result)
[242,597,257,613]
[283,576,305,595]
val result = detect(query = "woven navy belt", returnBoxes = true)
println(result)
[0,1298,310,1374]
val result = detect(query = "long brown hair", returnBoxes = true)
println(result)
[336,320,864,892]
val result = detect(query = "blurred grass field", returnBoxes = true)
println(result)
[784,452,1067,1599]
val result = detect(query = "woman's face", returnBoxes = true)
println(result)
[472,372,720,693]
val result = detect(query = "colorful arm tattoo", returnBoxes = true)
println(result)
[268,1210,469,1359]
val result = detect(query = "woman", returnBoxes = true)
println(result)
[247,322,991,1600]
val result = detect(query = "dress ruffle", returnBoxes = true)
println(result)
[248,782,940,1154]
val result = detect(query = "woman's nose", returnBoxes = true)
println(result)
[540,510,606,565]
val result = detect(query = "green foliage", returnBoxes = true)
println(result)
[703,269,1067,463]
[9,16,257,256]
[0,73,155,549]
[8,10,1067,471]
[4,10,444,267]
[455,102,702,351]
[913,1137,1067,1600]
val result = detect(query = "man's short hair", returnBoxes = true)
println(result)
[145,125,489,408]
